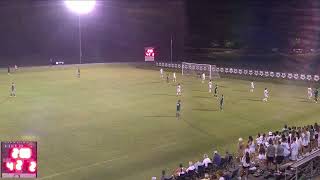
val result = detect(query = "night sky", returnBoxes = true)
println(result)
[1,0,320,68]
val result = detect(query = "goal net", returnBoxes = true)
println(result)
[181,62,220,79]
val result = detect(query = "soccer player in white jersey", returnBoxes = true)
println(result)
[173,72,177,82]
[160,68,164,79]
[208,80,213,93]
[250,81,255,92]
[308,87,313,100]
[176,83,182,96]
[201,73,205,83]
[263,88,269,102]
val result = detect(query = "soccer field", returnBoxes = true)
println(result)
[0,64,319,180]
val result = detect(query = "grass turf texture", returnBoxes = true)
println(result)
[0,64,319,180]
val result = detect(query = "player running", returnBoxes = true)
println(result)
[263,88,269,102]
[7,66,10,75]
[314,88,318,103]
[166,74,169,83]
[220,94,224,111]
[173,72,177,82]
[10,82,16,97]
[214,84,218,97]
[250,81,255,92]
[308,87,313,100]
[201,73,206,83]
[208,80,213,93]
[176,83,182,96]
[176,100,181,119]
[160,68,164,79]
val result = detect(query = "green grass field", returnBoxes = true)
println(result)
[0,64,319,180]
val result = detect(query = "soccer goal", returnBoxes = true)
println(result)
[181,62,220,79]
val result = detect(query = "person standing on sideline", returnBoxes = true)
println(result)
[308,87,313,100]
[176,83,182,96]
[250,81,255,92]
[160,68,164,79]
[214,84,218,97]
[263,88,269,102]
[176,99,181,119]
[77,67,80,78]
[208,80,213,93]
[173,72,176,82]
[219,94,224,111]
[10,82,16,97]
[314,88,318,103]
[201,73,205,83]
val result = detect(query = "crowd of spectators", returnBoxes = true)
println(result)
[157,123,320,180]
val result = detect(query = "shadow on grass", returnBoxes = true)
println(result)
[233,89,248,93]
[0,97,10,105]
[192,95,211,99]
[192,108,218,112]
[144,115,176,118]
[181,119,213,137]
[135,81,161,86]
[152,93,177,97]
[298,100,314,103]
[242,98,261,102]
[192,89,209,93]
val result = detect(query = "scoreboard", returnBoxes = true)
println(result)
[144,47,155,61]
[1,141,37,178]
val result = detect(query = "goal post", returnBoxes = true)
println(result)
[181,62,220,79]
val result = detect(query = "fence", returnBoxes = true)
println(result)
[155,62,320,82]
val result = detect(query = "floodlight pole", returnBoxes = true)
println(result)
[78,15,82,64]
[170,34,173,63]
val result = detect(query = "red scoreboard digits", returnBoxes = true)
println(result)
[144,47,155,61]
[1,141,37,178]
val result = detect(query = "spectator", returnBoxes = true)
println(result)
[256,133,264,146]
[248,136,256,157]
[193,159,203,170]
[186,161,195,172]
[160,170,172,180]
[316,133,319,149]
[216,170,225,180]
[238,138,244,161]
[202,154,212,167]
[201,173,210,180]
[281,138,290,160]
[258,144,266,161]
[275,141,284,172]
[267,132,274,142]
[290,137,299,161]
[241,152,251,180]
[174,163,185,177]
[266,139,275,170]
[213,151,222,167]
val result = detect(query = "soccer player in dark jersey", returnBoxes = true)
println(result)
[10,82,16,97]
[176,100,181,119]
[214,84,218,97]
[220,94,224,111]
[315,89,319,103]
[7,66,10,75]
[166,74,169,83]
[77,67,80,78]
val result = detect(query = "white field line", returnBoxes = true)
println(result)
[38,142,177,179]
[38,155,128,180]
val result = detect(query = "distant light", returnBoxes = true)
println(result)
[64,0,96,15]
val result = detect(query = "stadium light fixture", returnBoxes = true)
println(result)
[64,0,96,15]
[64,0,96,64]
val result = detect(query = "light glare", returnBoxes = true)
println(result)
[64,0,96,15]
